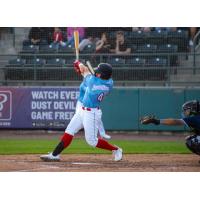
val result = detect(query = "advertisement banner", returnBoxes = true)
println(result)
[0,87,79,129]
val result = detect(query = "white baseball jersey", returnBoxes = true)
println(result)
[65,74,113,147]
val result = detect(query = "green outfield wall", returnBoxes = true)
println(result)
[101,88,200,131]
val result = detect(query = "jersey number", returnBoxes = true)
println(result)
[97,93,104,102]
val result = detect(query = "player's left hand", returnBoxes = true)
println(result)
[140,115,160,125]
[73,60,81,74]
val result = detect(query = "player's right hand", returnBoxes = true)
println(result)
[140,115,160,125]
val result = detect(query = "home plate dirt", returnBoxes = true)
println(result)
[0,154,200,172]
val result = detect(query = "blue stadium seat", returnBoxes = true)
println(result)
[81,44,96,53]
[26,58,46,66]
[37,58,66,81]
[126,57,145,67]
[167,30,189,52]
[128,30,146,45]
[46,58,65,66]
[8,58,26,65]
[21,45,38,54]
[58,44,75,53]
[39,44,57,53]
[136,44,157,53]
[6,58,30,80]
[65,57,76,65]
[157,44,179,66]
[107,57,126,66]
[146,57,167,67]
[157,44,178,53]
[146,30,167,45]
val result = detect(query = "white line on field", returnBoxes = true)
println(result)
[72,162,102,165]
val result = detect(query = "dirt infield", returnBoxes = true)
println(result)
[1,130,199,172]
[0,154,200,172]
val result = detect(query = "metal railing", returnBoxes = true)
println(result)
[193,30,200,69]
[0,52,199,87]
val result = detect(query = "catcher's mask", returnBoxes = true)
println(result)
[94,63,112,80]
[182,100,200,117]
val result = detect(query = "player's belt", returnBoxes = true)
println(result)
[82,106,99,111]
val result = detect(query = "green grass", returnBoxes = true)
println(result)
[0,138,191,155]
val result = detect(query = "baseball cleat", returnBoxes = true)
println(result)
[112,147,123,161]
[100,132,111,139]
[40,152,60,162]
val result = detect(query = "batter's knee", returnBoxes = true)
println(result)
[85,136,98,147]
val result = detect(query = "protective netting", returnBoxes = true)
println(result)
[1,27,199,86]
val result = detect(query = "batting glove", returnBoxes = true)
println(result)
[73,60,81,74]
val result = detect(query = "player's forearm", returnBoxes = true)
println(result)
[160,119,184,126]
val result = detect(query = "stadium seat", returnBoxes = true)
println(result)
[39,44,57,54]
[19,45,39,60]
[145,57,167,67]
[58,44,75,53]
[144,57,168,81]
[167,30,189,52]
[130,44,137,52]
[145,30,167,45]
[26,58,46,66]
[109,31,116,40]
[6,58,27,80]
[157,44,178,53]
[126,57,145,67]
[128,31,146,45]
[8,58,26,65]
[65,57,76,65]
[46,58,65,66]
[107,57,126,66]
[20,45,38,54]
[136,44,157,53]
[37,58,65,81]
[157,44,179,66]
[81,44,96,54]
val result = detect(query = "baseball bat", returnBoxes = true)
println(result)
[74,30,79,60]
[86,61,95,75]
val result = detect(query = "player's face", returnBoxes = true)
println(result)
[182,109,191,117]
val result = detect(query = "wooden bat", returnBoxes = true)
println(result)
[86,61,95,75]
[74,30,79,60]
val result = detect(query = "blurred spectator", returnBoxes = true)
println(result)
[188,27,197,46]
[23,27,48,46]
[29,27,42,45]
[110,31,131,55]
[66,27,85,46]
[79,27,100,52]
[178,27,199,47]
[51,27,66,48]
[132,27,152,32]
[95,32,111,53]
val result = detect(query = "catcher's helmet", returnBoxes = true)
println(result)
[182,100,200,117]
[185,135,200,155]
[94,63,112,80]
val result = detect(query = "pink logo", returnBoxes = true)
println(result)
[0,94,8,111]
[0,91,12,120]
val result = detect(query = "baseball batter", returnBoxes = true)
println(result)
[76,74,111,139]
[140,100,200,157]
[40,60,122,162]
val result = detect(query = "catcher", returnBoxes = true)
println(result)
[140,100,200,156]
